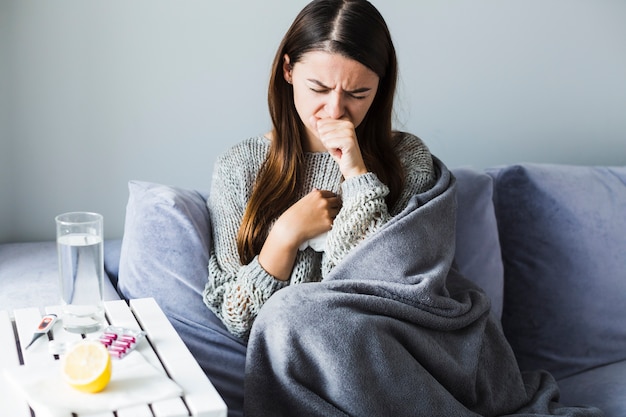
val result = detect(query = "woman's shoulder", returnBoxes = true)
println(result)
[392,131,433,167]
[391,131,436,197]
[211,136,271,194]
[392,131,430,153]
[217,135,270,168]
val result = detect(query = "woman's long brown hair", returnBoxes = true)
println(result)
[237,0,404,264]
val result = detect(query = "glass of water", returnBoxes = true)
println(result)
[56,212,105,333]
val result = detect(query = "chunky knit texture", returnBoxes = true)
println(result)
[203,133,436,338]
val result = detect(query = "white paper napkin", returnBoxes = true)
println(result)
[4,350,183,417]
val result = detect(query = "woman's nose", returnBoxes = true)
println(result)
[325,92,345,119]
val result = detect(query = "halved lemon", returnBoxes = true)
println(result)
[61,340,112,393]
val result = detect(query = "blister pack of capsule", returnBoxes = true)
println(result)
[98,326,146,359]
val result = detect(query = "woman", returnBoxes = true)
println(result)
[202,2,604,417]
[203,0,435,340]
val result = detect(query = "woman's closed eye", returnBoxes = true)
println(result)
[349,93,368,100]
[309,88,368,100]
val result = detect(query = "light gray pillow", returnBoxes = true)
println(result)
[117,180,211,319]
[117,180,247,414]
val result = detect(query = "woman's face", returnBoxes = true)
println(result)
[283,51,380,152]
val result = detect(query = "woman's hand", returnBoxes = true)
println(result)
[315,117,368,179]
[259,188,341,281]
[277,188,341,244]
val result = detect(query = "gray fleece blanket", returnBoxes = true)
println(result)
[244,158,603,417]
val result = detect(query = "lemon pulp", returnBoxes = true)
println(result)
[61,340,112,393]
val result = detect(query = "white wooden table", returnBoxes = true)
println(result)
[0,297,227,417]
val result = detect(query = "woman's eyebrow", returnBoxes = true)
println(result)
[306,78,372,94]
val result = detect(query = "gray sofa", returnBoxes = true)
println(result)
[1,162,624,416]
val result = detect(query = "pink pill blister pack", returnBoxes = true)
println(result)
[98,326,146,359]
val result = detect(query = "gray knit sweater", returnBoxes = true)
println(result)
[203,133,436,338]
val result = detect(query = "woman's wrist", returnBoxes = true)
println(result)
[258,223,301,281]
[342,165,368,180]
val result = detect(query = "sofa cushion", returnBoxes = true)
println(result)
[117,181,246,415]
[0,241,120,312]
[491,163,626,379]
[557,359,626,416]
[452,168,504,319]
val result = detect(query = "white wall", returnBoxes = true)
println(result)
[2,0,625,243]
[0,0,13,241]
[381,1,626,167]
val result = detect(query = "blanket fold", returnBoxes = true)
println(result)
[244,158,603,417]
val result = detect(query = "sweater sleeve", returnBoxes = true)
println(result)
[322,173,390,273]
[322,133,436,276]
[202,144,288,339]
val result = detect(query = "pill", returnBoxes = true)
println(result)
[98,326,146,359]
[109,350,125,358]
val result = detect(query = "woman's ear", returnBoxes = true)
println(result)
[282,54,293,84]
